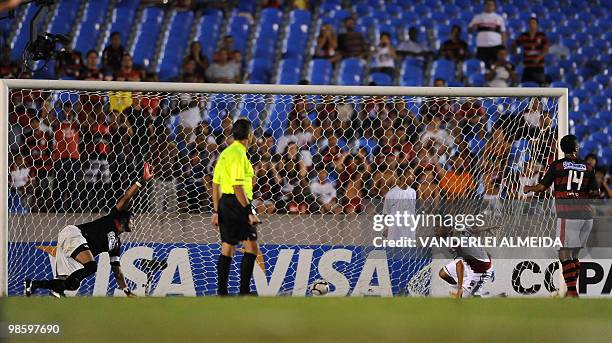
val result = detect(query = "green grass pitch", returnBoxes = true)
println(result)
[3,297,612,343]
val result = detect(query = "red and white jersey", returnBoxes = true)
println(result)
[469,12,506,47]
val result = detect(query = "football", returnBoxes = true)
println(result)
[311,280,330,296]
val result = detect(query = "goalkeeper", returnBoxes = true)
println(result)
[25,162,154,297]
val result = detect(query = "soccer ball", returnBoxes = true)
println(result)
[311,280,330,296]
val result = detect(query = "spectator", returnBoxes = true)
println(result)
[337,17,368,60]
[314,23,338,62]
[440,25,469,62]
[183,41,209,79]
[278,142,309,212]
[469,0,507,67]
[178,150,206,213]
[512,17,548,85]
[83,103,111,211]
[228,50,243,81]
[486,48,517,87]
[0,44,20,78]
[371,32,397,78]
[336,152,367,214]
[397,27,433,60]
[102,32,125,72]
[373,153,398,198]
[80,50,104,80]
[113,54,143,81]
[309,168,340,213]
[177,95,202,144]
[221,35,234,52]
[9,155,33,210]
[585,153,598,169]
[51,108,82,212]
[24,117,53,211]
[56,51,83,79]
[177,59,204,83]
[417,167,441,208]
[151,132,180,213]
[594,167,612,199]
[420,115,453,151]
[263,0,281,8]
[439,154,477,199]
[205,49,240,83]
[252,157,282,214]
[548,36,570,60]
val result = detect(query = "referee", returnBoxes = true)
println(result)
[212,118,260,296]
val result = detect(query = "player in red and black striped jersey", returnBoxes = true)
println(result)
[524,135,599,297]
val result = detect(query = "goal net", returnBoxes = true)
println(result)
[1,81,567,297]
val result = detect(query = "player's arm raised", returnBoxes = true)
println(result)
[116,162,154,211]
[523,163,554,194]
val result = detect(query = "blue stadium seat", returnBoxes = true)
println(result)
[11,3,44,60]
[603,88,612,100]
[265,95,293,139]
[239,94,266,129]
[206,94,237,132]
[591,95,611,111]
[562,73,583,87]
[195,11,223,60]
[131,6,164,68]
[578,103,598,117]
[550,81,570,88]
[237,0,256,14]
[338,58,366,86]
[73,0,111,54]
[570,89,589,102]
[582,80,603,94]
[253,8,282,60]
[402,57,424,69]
[248,58,273,84]
[572,123,588,139]
[599,147,612,167]
[308,59,332,85]
[282,21,309,61]
[598,111,612,122]
[290,9,311,25]
[544,65,563,81]
[228,14,251,55]
[431,58,456,84]
[520,82,539,87]
[400,65,424,86]
[589,131,611,145]
[353,3,373,16]
[462,58,485,76]
[369,72,393,86]
[277,59,301,85]
[467,73,485,87]
[157,10,195,81]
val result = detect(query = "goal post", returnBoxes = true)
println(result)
[0,79,568,297]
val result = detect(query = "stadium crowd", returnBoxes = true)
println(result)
[4,0,611,214]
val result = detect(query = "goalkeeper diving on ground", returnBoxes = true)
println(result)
[24,162,154,297]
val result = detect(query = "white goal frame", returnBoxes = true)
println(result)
[0,79,568,296]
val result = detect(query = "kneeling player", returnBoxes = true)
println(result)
[438,230,494,298]
[25,162,154,297]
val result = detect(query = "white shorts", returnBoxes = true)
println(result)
[55,225,87,278]
[443,259,494,297]
[556,218,593,248]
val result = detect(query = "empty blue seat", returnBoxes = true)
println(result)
[562,73,583,87]
[400,65,423,86]
[228,15,251,55]
[579,103,598,117]
[468,73,485,87]
[196,13,222,60]
[462,58,485,76]
[157,10,194,81]
[239,94,266,129]
[591,95,610,111]
[265,95,293,139]
[550,81,569,88]
[570,89,589,102]
[402,57,424,69]
[338,58,365,86]
[598,111,612,122]
[431,58,456,83]
[369,72,393,86]
[131,6,164,67]
[282,22,309,60]
[308,59,332,85]
[353,3,373,16]
[249,58,273,84]
[572,123,588,139]
[545,65,563,81]
[290,9,311,25]
[520,82,539,87]
[277,59,301,85]
[582,80,603,94]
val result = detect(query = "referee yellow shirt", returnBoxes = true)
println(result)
[213,141,254,200]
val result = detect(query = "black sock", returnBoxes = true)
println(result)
[240,252,257,295]
[217,254,232,296]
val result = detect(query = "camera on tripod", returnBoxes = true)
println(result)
[27,32,71,61]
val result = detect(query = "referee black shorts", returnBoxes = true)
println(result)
[218,194,257,245]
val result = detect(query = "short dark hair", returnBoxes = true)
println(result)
[560,134,578,154]
[380,32,391,39]
[585,153,598,163]
[86,49,97,58]
[529,17,539,24]
[110,32,121,39]
[434,77,446,84]
[232,118,252,140]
